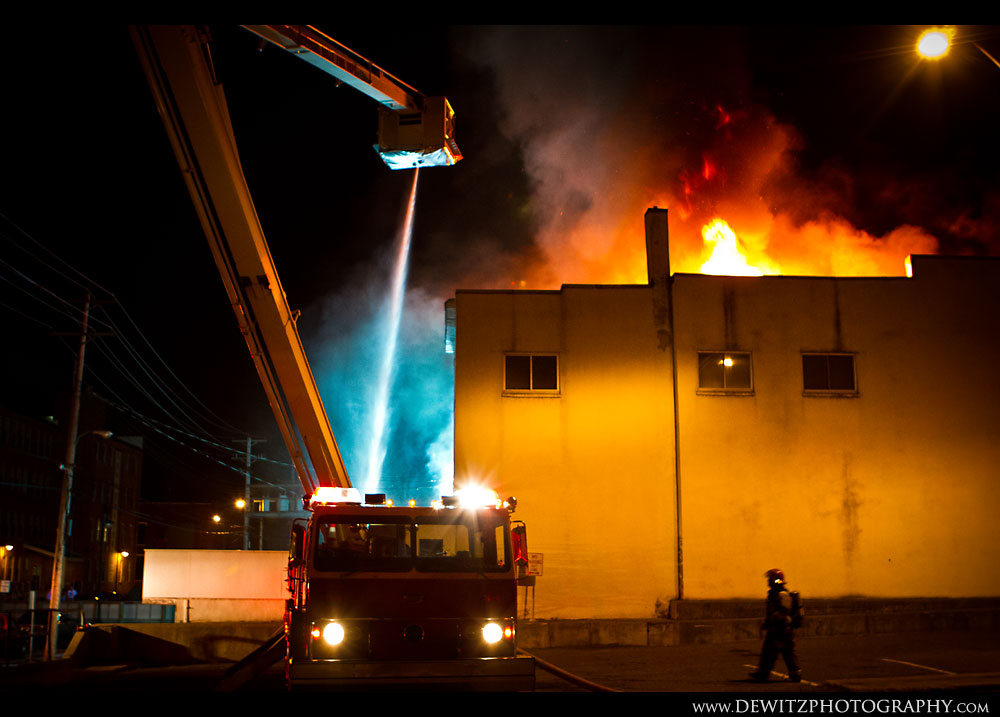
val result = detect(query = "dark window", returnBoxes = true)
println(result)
[504,354,558,392]
[698,352,752,392]
[802,354,856,392]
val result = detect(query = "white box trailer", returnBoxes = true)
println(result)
[142,549,287,622]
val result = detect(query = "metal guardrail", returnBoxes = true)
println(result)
[0,601,175,625]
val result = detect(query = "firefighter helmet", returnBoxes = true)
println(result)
[765,568,785,586]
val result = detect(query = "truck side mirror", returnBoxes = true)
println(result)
[511,522,528,568]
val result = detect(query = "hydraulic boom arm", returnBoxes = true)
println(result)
[131,24,462,497]
[131,25,349,494]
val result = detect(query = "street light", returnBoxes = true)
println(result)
[47,428,112,660]
[916,25,1000,70]
[1,544,12,583]
[916,28,953,60]
[114,551,129,596]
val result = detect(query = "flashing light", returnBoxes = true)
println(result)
[322,622,346,645]
[482,622,503,644]
[431,500,444,510]
[311,487,363,506]
[408,499,416,508]
[235,498,246,509]
[454,486,502,510]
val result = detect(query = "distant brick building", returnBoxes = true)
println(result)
[0,394,141,599]
[451,208,1000,618]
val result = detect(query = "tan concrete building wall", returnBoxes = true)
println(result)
[674,257,1000,599]
[454,224,999,614]
[454,288,678,618]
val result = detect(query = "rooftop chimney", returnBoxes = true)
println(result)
[645,207,670,286]
[645,207,673,352]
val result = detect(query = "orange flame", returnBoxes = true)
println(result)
[499,97,938,290]
[700,219,772,276]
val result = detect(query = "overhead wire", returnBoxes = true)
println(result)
[2,212,247,440]
[0,216,294,492]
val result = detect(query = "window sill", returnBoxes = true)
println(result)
[502,391,561,398]
[802,390,859,398]
[696,389,755,397]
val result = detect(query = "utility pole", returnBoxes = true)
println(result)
[47,292,90,661]
[233,436,264,550]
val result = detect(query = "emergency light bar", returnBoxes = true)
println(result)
[453,487,502,510]
[310,487,363,505]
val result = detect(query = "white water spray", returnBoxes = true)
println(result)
[364,169,419,494]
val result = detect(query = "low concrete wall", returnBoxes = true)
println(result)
[65,598,1000,664]
[519,598,1000,648]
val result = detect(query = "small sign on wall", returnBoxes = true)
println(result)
[527,552,543,577]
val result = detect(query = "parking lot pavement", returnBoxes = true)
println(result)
[530,630,1000,692]
[2,629,998,694]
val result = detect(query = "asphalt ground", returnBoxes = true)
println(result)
[2,629,998,698]
[529,630,1000,692]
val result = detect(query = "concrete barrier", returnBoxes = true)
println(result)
[519,597,1000,648]
[63,598,1000,662]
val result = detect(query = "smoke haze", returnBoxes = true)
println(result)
[305,26,996,502]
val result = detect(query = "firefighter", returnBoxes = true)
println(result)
[749,568,802,683]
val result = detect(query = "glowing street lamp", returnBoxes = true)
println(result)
[114,551,129,596]
[916,26,1000,70]
[917,28,952,59]
[1,544,12,581]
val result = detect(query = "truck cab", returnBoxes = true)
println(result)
[285,487,534,690]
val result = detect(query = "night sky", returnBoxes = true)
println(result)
[2,25,997,505]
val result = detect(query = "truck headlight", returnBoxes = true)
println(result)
[482,622,503,644]
[322,622,346,646]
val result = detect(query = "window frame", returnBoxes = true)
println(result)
[696,350,754,396]
[503,353,560,396]
[801,352,858,397]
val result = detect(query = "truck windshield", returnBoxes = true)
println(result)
[313,511,509,574]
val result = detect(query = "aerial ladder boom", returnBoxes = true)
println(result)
[243,25,463,170]
[131,25,349,494]
[132,24,462,497]
[240,25,422,111]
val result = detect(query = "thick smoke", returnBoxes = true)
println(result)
[465,27,945,283]
[306,27,996,502]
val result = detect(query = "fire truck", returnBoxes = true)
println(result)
[286,487,532,689]
[131,26,534,690]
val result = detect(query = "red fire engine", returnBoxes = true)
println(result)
[286,487,532,689]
